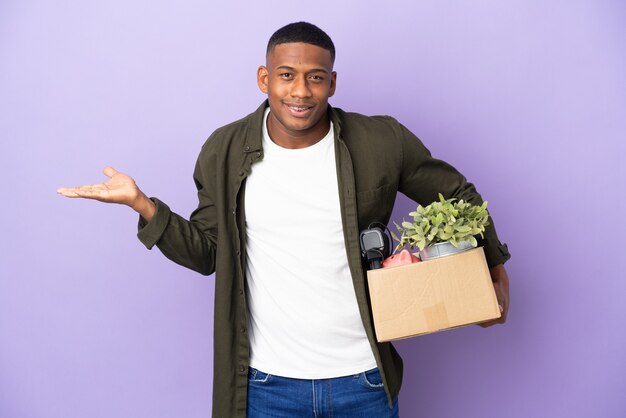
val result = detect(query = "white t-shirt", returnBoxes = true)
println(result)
[243,109,377,379]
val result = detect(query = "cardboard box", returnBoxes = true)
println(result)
[366,247,500,342]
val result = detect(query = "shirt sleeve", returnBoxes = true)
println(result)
[136,149,219,275]
[394,120,511,268]
[137,197,171,249]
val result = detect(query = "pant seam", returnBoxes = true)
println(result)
[312,379,317,418]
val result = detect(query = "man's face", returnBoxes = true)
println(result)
[257,42,336,143]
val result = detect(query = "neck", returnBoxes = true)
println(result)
[266,113,331,149]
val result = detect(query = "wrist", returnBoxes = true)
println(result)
[131,192,156,221]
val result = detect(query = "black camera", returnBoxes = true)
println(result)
[359,224,392,270]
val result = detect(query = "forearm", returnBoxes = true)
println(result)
[137,198,218,275]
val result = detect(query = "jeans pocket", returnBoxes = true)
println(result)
[248,367,272,384]
[359,368,385,390]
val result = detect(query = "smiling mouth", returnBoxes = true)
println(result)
[285,103,314,115]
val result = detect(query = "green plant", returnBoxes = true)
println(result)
[391,193,490,252]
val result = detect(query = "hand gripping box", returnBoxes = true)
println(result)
[366,247,501,342]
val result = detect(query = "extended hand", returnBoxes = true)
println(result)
[57,166,155,220]
[479,263,510,327]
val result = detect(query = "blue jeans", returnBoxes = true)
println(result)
[246,367,399,417]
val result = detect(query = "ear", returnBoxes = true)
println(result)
[329,71,337,97]
[257,66,269,94]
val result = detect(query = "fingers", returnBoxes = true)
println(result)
[56,184,108,199]
[56,188,80,197]
[478,314,506,328]
[103,166,119,178]
[478,319,498,328]
[57,166,119,199]
[477,300,507,328]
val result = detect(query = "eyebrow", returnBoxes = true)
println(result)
[275,65,330,74]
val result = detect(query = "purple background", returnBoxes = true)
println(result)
[1,1,625,417]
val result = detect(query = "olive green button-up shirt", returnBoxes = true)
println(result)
[137,101,511,417]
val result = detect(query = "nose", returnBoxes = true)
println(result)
[290,75,311,99]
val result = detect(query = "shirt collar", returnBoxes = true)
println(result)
[243,100,344,155]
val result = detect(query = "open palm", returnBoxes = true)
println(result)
[57,166,141,206]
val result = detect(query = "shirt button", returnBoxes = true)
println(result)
[239,365,246,373]
[240,327,246,333]
[236,249,240,255]
[239,171,244,176]
[239,288,244,295]
[245,146,250,151]
[256,152,261,157]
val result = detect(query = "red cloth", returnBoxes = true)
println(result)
[382,249,420,268]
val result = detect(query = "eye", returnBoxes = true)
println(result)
[309,75,324,81]
[279,73,293,80]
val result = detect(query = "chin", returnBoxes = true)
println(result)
[286,120,314,131]
[276,115,314,132]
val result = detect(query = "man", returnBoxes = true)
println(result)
[58,22,510,418]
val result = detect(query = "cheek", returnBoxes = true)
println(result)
[267,80,287,94]
[313,84,332,99]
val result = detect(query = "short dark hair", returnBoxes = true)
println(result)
[267,22,335,64]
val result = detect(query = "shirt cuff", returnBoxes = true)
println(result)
[483,241,511,268]
[137,197,171,249]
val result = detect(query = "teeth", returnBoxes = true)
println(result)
[289,105,309,111]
